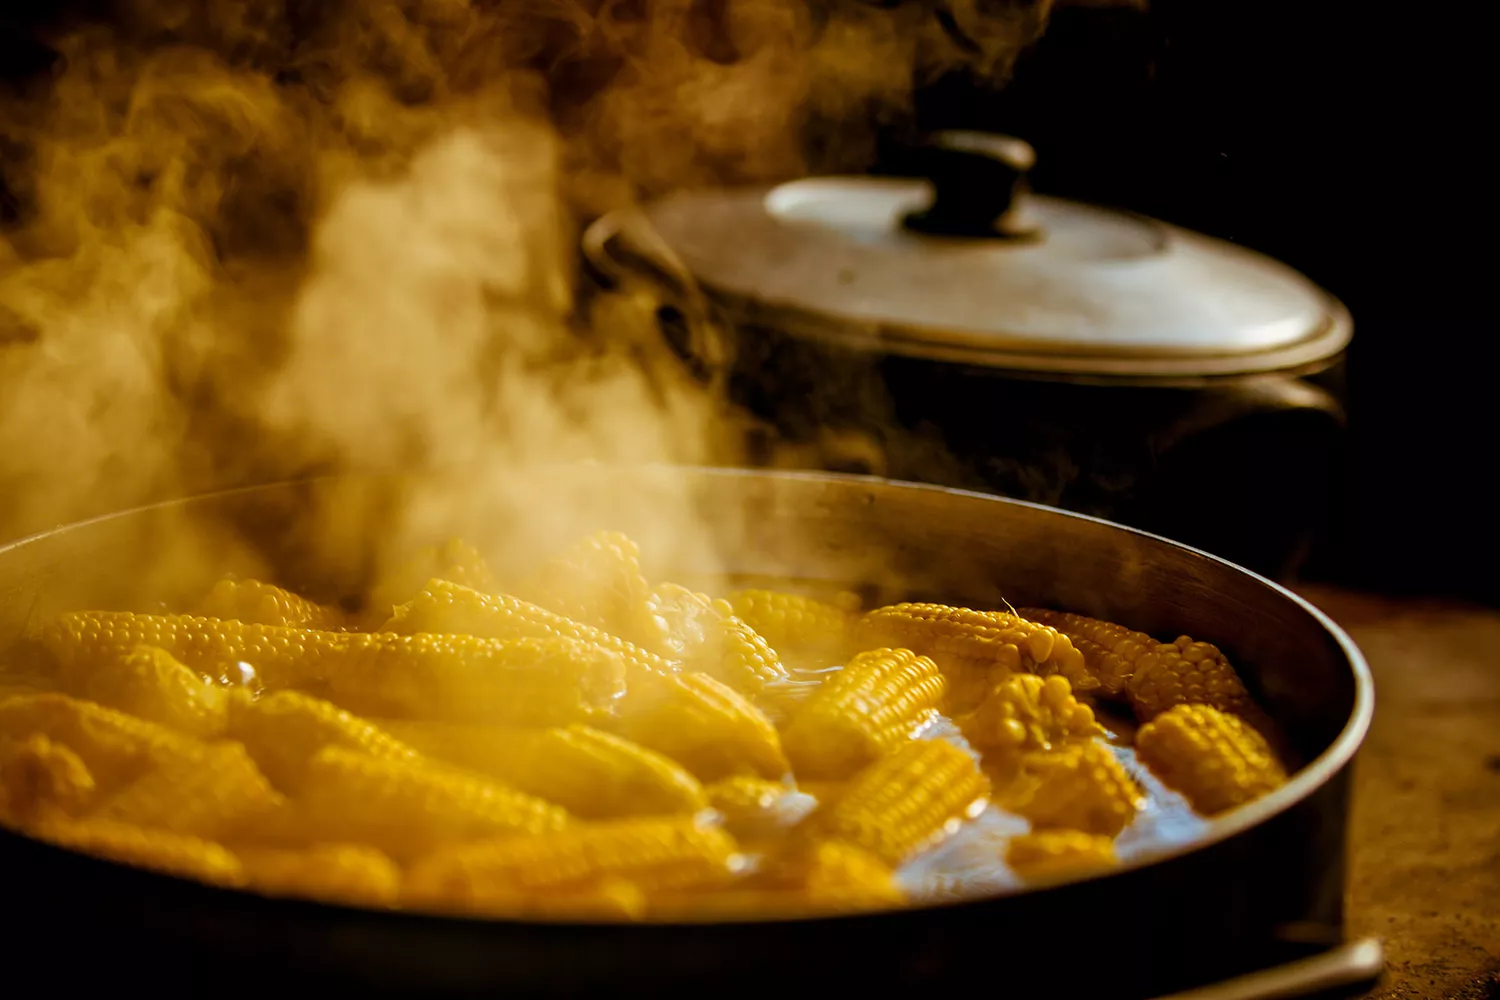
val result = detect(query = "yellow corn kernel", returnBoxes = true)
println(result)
[808,739,990,867]
[96,741,283,840]
[1007,830,1117,881]
[695,614,790,695]
[1020,610,1255,721]
[405,815,743,908]
[0,734,96,824]
[297,746,569,860]
[1135,703,1288,815]
[959,674,1102,756]
[26,816,244,887]
[654,839,903,918]
[727,589,858,662]
[614,672,789,782]
[369,537,498,613]
[227,690,422,794]
[0,692,208,790]
[640,583,720,660]
[781,648,946,779]
[1006,742,1141,838]
[43,613,626,725]
[381,721,708,820]
[854,603,1091,711]
[80,645,228,739]
[1018,608,1148,696]
[237,844,401,908]
[704,776,817,841]
[517,530,653,643]
[199,577,352,631]
[785,840,905,909]
[383,579,674,684]
[1127,636,1256,722]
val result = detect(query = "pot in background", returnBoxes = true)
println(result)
[582,133,1352,581]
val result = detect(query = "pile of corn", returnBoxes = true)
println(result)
[0,529,1288,919]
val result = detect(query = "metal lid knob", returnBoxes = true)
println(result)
[900,131,1040,240]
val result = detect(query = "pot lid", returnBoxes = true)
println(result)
[600,132,1350,377]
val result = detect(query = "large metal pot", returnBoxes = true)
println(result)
[0,469,1374,997]
[582,135,1353,581]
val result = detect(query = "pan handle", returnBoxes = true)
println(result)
[1150,938,1384,1000]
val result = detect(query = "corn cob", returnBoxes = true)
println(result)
[1006,742,1141,838]
[704,776,817,841]
[807,738,990,867]
[1135,703,1288,815]
[380,721,708,819]
[0,692,208,790]
[783,840,904,909]
[199,577,352,631]
[25,815,244,887]
[96,741,283,840]
[727,589,858,662]
[297,746,569,860]
[959,674,1101,756]
[1006,830,1117,881]
[695,614,790,695]
[236,844,401,908]
[614,672,789,782]
[1018,609,1146,696]
[80,645,228,739]
[0,734,96,824]
[854,603,1091,712]
[382,579,674,684]
[42,613,626,725]
[1021,609,1255,720]
[405,815,743,908]
[227,690,423,794]
[1128,636,1256,722]
[652,839,903,918]
[781,648,946,779]
[640,583,720,660]
[517,530,653,643]
[369,537,498,613]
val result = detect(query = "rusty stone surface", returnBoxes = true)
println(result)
[1295,587,1500,1000]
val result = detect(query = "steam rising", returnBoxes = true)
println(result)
[0,0,1056,587]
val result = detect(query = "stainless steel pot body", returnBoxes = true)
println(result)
[0,470,1373,997]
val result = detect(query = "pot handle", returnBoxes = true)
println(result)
[580,210,731,383]
[897,131,1041,240]
[1150,937,1384,1000]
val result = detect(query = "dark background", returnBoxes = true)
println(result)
[918,0,1497,604]
[2,1,1495,603]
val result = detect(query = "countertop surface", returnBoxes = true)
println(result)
[1293,587,1500,1000]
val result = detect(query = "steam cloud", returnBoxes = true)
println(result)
[0,0,1058,585]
